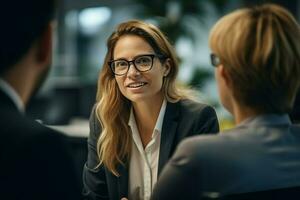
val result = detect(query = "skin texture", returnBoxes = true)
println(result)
[113,35,170,105]
[215,64,232,113]
[215,64,261,124]
[2,23,52,107]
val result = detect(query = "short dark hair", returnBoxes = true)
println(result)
[0,0,56,75]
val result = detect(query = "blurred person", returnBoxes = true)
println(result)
[0,0,80,199]
[152,3,300,200]
[82,20,219,200]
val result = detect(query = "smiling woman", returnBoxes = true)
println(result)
[113,35,169,104]
[82,20,220,200]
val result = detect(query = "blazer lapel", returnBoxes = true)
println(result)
[158,101,180,175]
[115,101,180,197]
[117,162,129,199]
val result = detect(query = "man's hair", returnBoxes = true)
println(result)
[0,0,56,75]
[209,4,300,114]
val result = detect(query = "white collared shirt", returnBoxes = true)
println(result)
[128,99,167,200]
[0,78,25,113]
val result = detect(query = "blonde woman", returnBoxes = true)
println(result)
[152,4,300,200]
[82,20,219,200]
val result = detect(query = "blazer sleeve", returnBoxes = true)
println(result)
[151,138,203,200]
[194,105,219,135]
[82,105,109,200]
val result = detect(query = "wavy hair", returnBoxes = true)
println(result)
[96,20,194,176]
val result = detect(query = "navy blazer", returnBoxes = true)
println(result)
[0,90,81,200]
[82,99,219,200]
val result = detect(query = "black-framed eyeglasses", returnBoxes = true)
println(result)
[210,53,221,67]
[109,54,164,76]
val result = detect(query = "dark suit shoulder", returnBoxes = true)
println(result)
[174,125,273,165]
[0,108,81,200]
[175,134,222,159]
[177,99,219,134]
[83,104,110,199]
[1,108,75,166]
[1,106,66,145]
[179,99,217,118]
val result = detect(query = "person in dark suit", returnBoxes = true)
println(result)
[82,20,219,200]
[0,1,80,199]
[152,3,300,200]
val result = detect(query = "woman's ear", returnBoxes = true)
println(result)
[163,58,171,77]
[219,64,233,89]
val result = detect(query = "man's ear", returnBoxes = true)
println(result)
[219,64,233,88]
[36,22,53,65]
[163,58,171,77]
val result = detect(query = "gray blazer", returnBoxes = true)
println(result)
[152,114,300,200]
[82,99,219,200]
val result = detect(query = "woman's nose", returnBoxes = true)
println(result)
[127,63,141,77]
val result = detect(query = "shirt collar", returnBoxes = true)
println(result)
[128,99,167,138]
[237,114,291,128]
[0,78,25,113]
[153,99,167,134]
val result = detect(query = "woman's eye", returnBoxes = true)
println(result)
[136,57,150,64]
[116,61,127,67]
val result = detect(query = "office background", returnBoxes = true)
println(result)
[24,0,300,186]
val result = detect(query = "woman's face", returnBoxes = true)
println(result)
[112,35,170,104]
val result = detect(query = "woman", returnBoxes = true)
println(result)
[152,3,300,200]
[82,20,219,200]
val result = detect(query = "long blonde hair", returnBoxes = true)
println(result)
[96,20,193,176]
